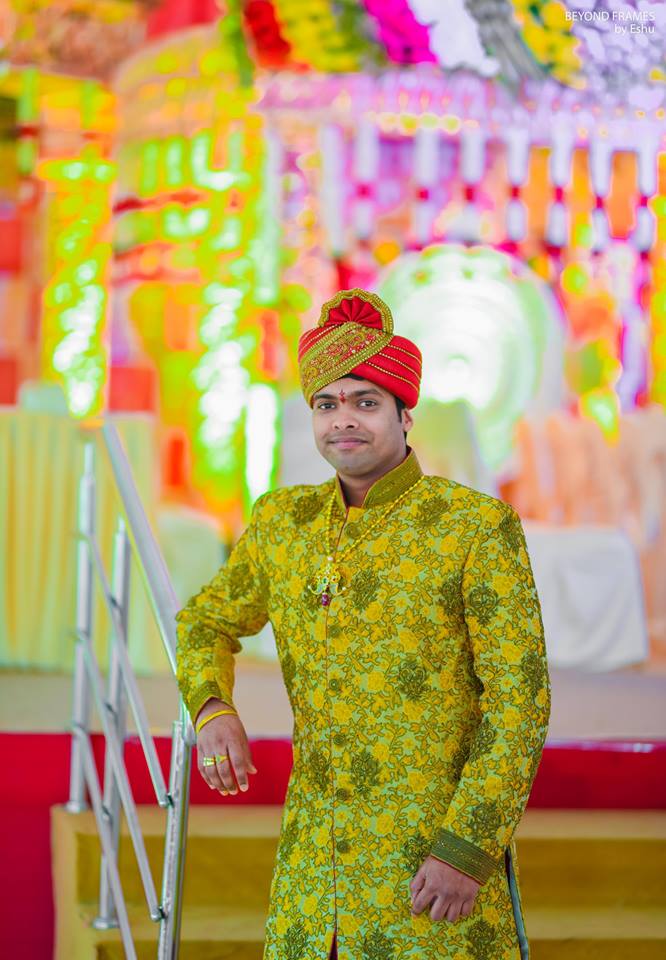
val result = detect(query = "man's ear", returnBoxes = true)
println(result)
[402,408,414,433]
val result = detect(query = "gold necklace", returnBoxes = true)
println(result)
[308,475,425,607]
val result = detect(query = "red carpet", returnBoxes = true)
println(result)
[2,732,664,959]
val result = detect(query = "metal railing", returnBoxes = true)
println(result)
[67,421,194,960]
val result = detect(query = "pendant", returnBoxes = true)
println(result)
[308,556,346,606]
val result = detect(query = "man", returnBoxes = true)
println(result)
[175,288,551,960]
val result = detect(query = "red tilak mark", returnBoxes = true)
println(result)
[338,390,347,403]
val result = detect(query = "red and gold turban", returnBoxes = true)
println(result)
[298,288,422,408]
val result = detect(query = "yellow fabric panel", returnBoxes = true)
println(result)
[0,410,167,674]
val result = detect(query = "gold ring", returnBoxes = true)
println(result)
[202,756,216,767]
[215,754,228,763]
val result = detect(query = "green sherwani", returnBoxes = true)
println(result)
[175,446,551,959]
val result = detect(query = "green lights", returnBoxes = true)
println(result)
[579,389,619,440]
[40,152,112,419]
[40,158,116,183]
[561,263,588,294]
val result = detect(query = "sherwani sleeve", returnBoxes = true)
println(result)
[430,501,551,884]
[175,493,270,724]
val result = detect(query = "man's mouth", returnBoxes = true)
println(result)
[330,438,367,446]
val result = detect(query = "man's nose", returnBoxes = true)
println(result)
[332,409,360,429]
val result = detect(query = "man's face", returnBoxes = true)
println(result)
[311,376,414,476]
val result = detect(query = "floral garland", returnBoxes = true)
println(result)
[271,0,384,72]
[363,0,436,64]
[510,0,583,88]
[7,0,149,80]
[243,0,293,68]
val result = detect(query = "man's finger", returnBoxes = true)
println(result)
[409,871,425,895]
[198,728,236,791]
[411,884,435,915]
[215,754,236,793]
[207,744,235,793]
[429,895,452,922]
[199,746,227,792]
[198,737,232,793]
[227,741,250,791]
[459,897,475,919]
[444,899,461,922]
[196,754,216,790]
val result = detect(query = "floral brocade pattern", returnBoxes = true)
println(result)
[175,450,551,960]
[299,322,392,403]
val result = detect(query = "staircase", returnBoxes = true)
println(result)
[53,805,666,959]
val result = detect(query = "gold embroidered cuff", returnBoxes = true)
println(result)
[188,681,232,727]
[430,828,500,884]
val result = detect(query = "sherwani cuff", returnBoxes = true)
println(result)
[429,828,501,884]
[188,680,234,726]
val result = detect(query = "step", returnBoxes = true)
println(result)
[514,809,666,907]
[53,806,666,959]
[56,806,666,910]
[56,806,280,909]
[78,904,266,960]
[71,904,666,960]
[527,907,666,960]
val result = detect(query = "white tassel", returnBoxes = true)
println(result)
[355,200,374,241]
[506,197,526,242]
[353,118,379,241]
[413,202,434,246]
[353,117,379,182]
[460,125,485,184]
[504,126,530,186]
[549,119,574,188]
[318,124,345,256]
[637,136,658,197]
[589,138,613,197]
[632,206,655,253]
[414,126,439,185]
[457,204,481,244]
[545,200,568,248]
[412,127,439,245]
[591,206,610,251]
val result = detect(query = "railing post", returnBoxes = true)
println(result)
[67,440,96,813]
[157,705,193,960]
[94,515,132,929]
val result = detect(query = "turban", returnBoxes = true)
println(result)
[298,288,422,409]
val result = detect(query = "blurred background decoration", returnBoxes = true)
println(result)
[1,0,666,670]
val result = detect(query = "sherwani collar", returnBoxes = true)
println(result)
[334,445,424,512]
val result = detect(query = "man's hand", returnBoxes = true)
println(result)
[195,698,258,796]
[410,855,481,922]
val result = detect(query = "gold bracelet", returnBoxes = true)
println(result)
[195,708,237,734]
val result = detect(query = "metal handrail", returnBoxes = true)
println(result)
[102,422,179,675]
[67,422,193,960]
